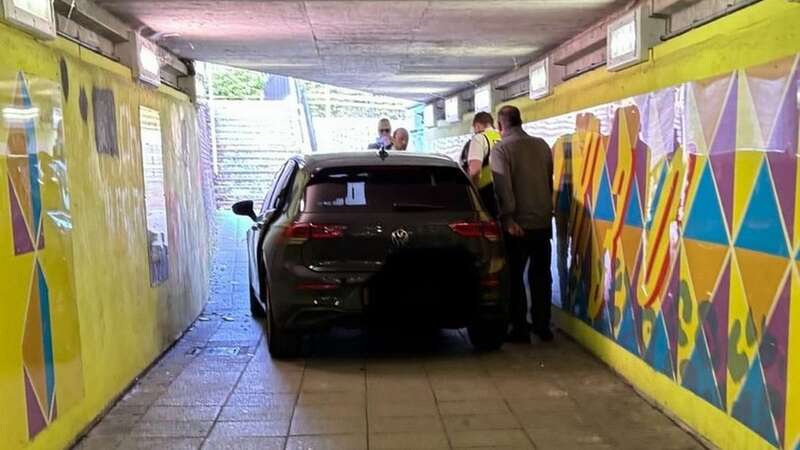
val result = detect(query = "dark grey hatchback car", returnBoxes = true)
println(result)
[232,151,508,357]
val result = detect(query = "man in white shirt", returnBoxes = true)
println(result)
[465,112,502,217]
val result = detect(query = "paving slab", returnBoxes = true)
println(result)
[73,212,705,450]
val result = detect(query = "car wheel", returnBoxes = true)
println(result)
[249,287,266,318]
[467,321,506,351]
[266,298,300,358]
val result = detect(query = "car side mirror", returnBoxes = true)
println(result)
[232,200,257,221]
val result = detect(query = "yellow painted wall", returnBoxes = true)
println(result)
[0,21,211,450]
[425,1,800,449]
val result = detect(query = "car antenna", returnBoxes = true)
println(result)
[377,147,389,161]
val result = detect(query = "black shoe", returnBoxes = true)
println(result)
[534,328,554,342]
[505,330,531,343]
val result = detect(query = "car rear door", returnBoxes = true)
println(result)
[248,161,295,300]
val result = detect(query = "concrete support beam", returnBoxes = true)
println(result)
[56,14,115,56]
[53,0,129,42]
[159,47,189,77]
[651,0,704,16]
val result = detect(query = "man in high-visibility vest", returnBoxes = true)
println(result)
[466,112,502,217]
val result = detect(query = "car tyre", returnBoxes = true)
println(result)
[467,321,506,351]
[266,300,300,358]
[249,287,266,318]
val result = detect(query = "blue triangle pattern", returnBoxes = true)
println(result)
[593,301,612,338]
[617,297,640,357]
[645,313,674,379]
[625,179,644,228]
[594,168,615,222]
[732,354,780,446]
[681,328,723,409]
[736,161,789,257]
[684,163,728,245]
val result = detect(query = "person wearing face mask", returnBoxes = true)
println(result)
[368,118,393,150]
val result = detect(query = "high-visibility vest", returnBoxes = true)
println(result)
[477,128,502,189]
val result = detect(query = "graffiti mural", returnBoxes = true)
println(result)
[1,71,84,441]
[533,54,799,449]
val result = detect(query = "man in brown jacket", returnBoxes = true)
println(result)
[490,105,554,342]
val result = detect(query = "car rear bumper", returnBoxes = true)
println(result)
[272,269,508,332]
[281,298,507,332]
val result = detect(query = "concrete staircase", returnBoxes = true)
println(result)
[212,100,307,208]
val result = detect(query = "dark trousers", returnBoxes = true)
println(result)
[505,227,553,333]
[479,184,498,218]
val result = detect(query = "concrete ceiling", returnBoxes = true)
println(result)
[96,1,628,101]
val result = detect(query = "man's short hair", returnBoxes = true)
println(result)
[473,112,494,127]
[498,105,523,128]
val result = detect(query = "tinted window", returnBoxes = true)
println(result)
[303,166,476,212]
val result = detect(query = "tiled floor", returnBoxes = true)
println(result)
[73,213,705,450]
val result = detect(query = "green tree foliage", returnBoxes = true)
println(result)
[211,66,266,98]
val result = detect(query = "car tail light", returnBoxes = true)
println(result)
[449,221,500,241]
[284,222,346,242]
[310,224,346,239]
[481,274,500,288]
[296,282,340,291]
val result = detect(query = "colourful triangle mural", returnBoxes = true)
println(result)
[702,260,730,408]
[736,248,788,339]
[732,353,780,446]
[766,152,795,246]
[645,313,674,379]
[727,254,760,413]
[736,160,790,257]
[692,75,732,150]
[684,162,729,246]
[625,178,644,228]
[761,273,790,446]
[745,61,792,148]
[662,257,681,377]
[9,176,35,254]
[617,291,641,357]
[682,327,723,409]
[646,163,668,231]
[684,240,728,305]
[709,72,738,155]
[24,369,46,439]
[595,167,615,222]
[711,152,735,234]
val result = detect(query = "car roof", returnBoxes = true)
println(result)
[294,151,459,172]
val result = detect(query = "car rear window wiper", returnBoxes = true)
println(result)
[392,202,446,211]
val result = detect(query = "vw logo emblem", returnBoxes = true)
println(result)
[391,228,410,247]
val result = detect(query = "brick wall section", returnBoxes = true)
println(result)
[212,100,307,208]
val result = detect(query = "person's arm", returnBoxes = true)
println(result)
[467,135,485,185]
[490,144,521,236]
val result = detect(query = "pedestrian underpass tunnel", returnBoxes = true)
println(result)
[0,1,798,449]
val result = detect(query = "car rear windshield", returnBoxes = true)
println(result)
[302,165,476,213]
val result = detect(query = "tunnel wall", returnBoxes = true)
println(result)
[0,21,211,450]
[426,1,800,450]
